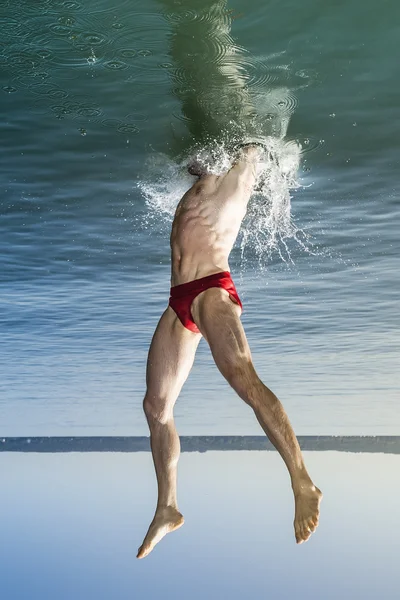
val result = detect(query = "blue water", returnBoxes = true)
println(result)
[1,0,399,436]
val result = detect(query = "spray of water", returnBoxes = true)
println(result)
[137,136,315,265]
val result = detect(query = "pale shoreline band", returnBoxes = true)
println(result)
[1,436,400,454]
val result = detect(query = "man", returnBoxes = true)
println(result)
[137,145,322,559]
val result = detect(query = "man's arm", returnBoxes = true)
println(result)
[216,145,261,197]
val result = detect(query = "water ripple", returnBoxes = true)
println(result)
[72,30,111,50]
[103,60,129,71]
[29,83,68,98]
[48,23,74,37]
[113,23,167,52]
[62,1,83,9]
[28,92,104,123]
[163,9,198,24]
[6,49,41,70]
[297,136,325,154]
[100,118,122,128]
[276,92,298,115]
[0,17,22,40]
[124,112,148,123]
[162,4,231,28]
[89,0,142,16]
[1,2,304,156]
[117,123,140,134]
[117,48,137,60]
[2,85,17,94]
[236,56,282,88]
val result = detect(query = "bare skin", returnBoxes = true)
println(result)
[137,146,322,559]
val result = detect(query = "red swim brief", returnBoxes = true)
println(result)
[169,271,243,334]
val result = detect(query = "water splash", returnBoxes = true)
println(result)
[240,137,302,264]
[137,136,314,264]
[138,153,193,220]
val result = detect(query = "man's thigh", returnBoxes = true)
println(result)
[146,307,201,399]
[191,288,251,372]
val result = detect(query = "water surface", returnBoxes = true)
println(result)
[1,0,399,435]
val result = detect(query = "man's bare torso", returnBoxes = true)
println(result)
[170,147,260,286]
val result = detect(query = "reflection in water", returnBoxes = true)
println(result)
[141,0,304,261]
[159,0,256,146]
[158,0,294,149]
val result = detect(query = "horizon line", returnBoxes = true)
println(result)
[1,435,400,454]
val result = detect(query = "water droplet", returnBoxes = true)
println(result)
[104,60,128,70]
[87,49,97,65]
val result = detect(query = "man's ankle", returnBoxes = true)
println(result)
[291,469,314,493]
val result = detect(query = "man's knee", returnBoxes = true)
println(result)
[143,393,172,425]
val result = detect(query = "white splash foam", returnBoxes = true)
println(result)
[240,137,302,263]
[137,137,310,263]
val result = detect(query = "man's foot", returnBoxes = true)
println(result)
[293,482,323,544]
[137,506,184,559]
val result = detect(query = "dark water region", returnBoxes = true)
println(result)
[1,451,399,599]
[3,435,400,453]
[1,0,399,435]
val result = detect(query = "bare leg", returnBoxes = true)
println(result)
[192,289,322,544]
[137,307,201,559]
